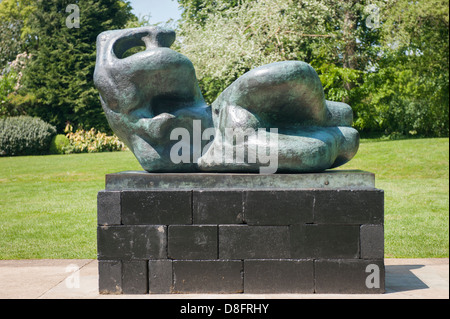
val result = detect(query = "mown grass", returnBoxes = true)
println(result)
[0,138,448,259]
[339,138,449,258]
[0,152,141,259]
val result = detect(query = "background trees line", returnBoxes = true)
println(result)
[176,0,449,137]
[0,0,448,137]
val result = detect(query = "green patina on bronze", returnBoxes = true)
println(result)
[94,27,359,173]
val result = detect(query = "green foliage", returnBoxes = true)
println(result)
[0,0,38,69]
[0,52,32,118]
[375,0,449,137]
[315,62,363,104]
[49,134,70,154]
[176,0,449,137]
[175,0,386,104]
[175,0,327,104]
[0,116,57,156]
[0,71,17,109]
[178,0,243,26]
[1,0,447,138]
[0,19,24,69]
[351,56,449,137]
[64,125,127,154]
[0,0,36,37]
[16,0,134,132]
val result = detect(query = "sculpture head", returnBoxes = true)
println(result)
[94,27,212,172]
[94,27,359,174]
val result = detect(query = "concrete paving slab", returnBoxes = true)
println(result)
[0,259,92,299]
[0,258,448,299]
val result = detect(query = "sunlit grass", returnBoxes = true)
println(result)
[0,151,141,259]
[340,138,449,258]
[0,138,448,259]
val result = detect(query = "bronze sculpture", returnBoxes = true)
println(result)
[94,27,359,173]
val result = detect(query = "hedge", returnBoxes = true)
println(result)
[0,116,57,156]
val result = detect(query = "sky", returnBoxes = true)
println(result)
[128,0,182,24]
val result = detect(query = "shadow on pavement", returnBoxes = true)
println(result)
[385,264,428,293]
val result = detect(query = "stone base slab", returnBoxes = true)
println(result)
[105,170,375,190]
[97,171,385,294]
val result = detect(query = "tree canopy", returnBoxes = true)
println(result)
[175,0,449,137]
[1,0,448,137]
[0,0,135,132]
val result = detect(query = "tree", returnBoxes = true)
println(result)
[347,0,449,136]
[178,0,243,26]
[0,19,23,69]
[176,0,449,137]
[0,52,32,118]
[378,0,449,136]
[0,0,37,69]
[20,0,134,132]
[175,0,383,102]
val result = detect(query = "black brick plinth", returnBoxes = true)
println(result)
[97,171,385,294]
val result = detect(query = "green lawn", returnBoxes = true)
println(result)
[0,152,142,259]
[339,138,449,258]
[0,138,448,259]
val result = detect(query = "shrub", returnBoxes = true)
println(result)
[49,134,70,154]
[64,126,127,154]
[0,116,56,156]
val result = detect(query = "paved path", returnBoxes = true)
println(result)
[0,258,448,299]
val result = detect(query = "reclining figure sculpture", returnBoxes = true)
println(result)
[94,27,359,174]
